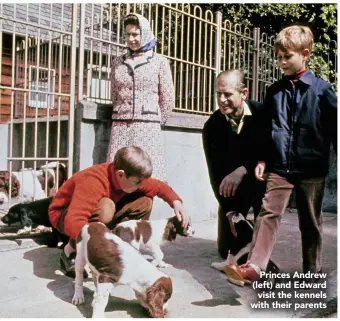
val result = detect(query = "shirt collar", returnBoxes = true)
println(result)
[243,101,252,116]
[225,101,252,134]
[225,100,252,122]
[289,69,314,86]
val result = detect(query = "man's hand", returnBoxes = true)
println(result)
[255,161,266,181]
[173,200,190,228]
[219,166,247,197]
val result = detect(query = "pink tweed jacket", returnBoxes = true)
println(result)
[110,51,174,124]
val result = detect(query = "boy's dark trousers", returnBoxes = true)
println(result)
[248,172,325,273]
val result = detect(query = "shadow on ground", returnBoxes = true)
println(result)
[22,235,243,317]
[23,247,150,318]
[161,235,244,307]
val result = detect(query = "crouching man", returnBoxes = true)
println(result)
[202,69,268,259]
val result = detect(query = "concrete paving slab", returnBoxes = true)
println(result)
[0,210,337,318]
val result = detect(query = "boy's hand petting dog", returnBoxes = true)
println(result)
[255,161,266,181]
[173,200,190,229]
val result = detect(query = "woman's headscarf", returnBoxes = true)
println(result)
[124,13,157,54]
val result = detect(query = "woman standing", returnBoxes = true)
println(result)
[107,13,174,181]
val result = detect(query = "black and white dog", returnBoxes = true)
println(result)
[211,213,279,273]
[0,197,68,247]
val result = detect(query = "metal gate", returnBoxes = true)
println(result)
[0,3,77,205]
[75,3,282,114]
[0,3,337,206]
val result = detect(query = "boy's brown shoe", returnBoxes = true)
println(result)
[223,263,260,287]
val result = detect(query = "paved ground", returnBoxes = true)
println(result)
[0,209,337,318]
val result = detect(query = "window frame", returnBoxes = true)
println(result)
[28,65,55,108]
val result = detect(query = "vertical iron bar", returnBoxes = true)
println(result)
[67,4,78,178]
[78,4,86,101]
[251,27,260,101]
[213,10,222,111]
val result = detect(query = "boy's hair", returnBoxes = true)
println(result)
[123,14,139,28]
[113,146,153,178]
[216,69,246,92]
[274,25,314,54]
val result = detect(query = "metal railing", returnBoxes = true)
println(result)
[0,3,76,176]
[0,3,337,185]
[77,3,284,114]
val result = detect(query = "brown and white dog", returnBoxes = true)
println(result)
[0,162,67,204]
[72,222,173,318]
[113,216,195,268]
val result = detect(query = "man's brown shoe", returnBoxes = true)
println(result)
[223,263,260,287]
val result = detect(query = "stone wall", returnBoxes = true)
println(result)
[74,101,337,217]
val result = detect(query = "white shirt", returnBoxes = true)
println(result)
[225,101,252,134]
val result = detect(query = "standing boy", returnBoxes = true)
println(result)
[225,25,337,284]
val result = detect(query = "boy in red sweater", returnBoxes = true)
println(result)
[49,146,189,277]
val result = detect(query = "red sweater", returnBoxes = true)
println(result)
[49,162,181,239]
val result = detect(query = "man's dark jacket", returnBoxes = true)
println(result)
[263,70,337,178]
[202,99,267,215]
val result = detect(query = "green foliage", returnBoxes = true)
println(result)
[201,4,338,91]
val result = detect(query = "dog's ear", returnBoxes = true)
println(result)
[146,286,165,318]
[164,219,177,241]
[20,210,33,227]
[9,173,20,198]
[146,277,172,318]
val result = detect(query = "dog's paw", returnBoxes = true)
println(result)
[91,292,97,307]
[34,225,52,233]
[211,261,227,271]
[72,292,85,305]
[92,312,106,318]
[35,225,46,232]
[17,226,32,235]
[151,260,171,268]
[157,261,171,268]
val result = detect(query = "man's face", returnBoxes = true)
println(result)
[276,49,309,76]
[216,75,248,118]
[116,170,143,193]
